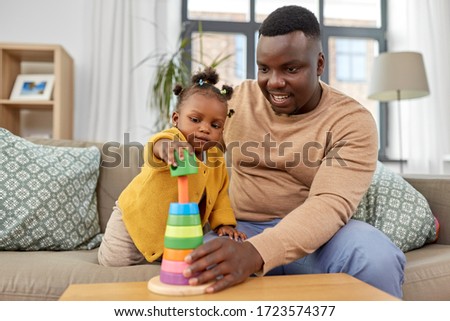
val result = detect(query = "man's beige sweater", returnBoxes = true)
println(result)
[224,80,378,274]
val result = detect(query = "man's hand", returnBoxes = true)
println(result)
[183,238,263,293]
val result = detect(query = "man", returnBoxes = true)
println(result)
[183,5,406,298]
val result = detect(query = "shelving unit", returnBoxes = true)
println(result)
[0,43,73,139]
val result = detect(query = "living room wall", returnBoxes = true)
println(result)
[0,0,89,138]
[0,0,180,143]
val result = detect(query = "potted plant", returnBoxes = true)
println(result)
[136,23,232,131]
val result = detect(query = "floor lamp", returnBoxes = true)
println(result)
[368,51,430,174]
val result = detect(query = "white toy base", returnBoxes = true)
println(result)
[147,275,213,296]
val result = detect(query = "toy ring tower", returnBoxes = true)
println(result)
[148,150,211,296]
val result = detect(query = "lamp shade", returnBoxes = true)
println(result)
[368,51,430,101]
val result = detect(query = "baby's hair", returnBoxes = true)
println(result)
[173,67,234,117]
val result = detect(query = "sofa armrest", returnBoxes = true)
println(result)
[404,175,450,245]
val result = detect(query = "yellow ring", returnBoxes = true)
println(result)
[164,225,203,238]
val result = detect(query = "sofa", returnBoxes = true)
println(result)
[1,137,449,301]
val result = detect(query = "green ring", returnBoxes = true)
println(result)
[164,236,203,249]
[167,214,201,226]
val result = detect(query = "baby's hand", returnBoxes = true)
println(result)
[215,225,247,241]
[154,139,193,167]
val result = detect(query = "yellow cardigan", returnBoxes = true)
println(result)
[119,128,236,262]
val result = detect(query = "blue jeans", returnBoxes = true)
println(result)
[205,219,405,298]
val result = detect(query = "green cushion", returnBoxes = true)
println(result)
[0,128,102,250]
[353,161,437,252]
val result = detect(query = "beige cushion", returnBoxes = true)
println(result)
[404,244,450,300]
[95,143,142,232]
[0,249,160,300]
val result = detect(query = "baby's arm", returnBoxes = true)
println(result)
[215,225,247,241]
[153,138,193,166]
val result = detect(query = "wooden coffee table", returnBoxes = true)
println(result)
[59,273,399,301]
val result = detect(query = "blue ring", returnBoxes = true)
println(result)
[169,202,200,215]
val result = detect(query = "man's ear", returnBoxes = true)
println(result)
[317,52,325,76]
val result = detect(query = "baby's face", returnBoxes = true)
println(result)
[172,93,227,154]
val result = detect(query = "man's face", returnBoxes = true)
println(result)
[256,31,324,115]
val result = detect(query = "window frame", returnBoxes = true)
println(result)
[181,0,389,160]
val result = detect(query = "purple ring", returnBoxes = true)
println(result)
[160,270,189,285]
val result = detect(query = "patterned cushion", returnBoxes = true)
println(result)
[0,128,102,250]
[353,161,437,252]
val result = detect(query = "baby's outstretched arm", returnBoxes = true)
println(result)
[153,138,193,167]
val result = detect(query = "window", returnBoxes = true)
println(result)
[323,0,381,27]
[335,38,367,82]
[182,0,388,158]
[190,31,247,86]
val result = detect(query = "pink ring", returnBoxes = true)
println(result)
[161,259,190,274]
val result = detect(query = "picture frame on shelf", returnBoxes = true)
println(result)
[10,74,55,101]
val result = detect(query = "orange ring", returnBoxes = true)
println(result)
[163,248,193,261]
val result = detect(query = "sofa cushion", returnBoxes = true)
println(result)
[403,244,450,300]
[0,249,160,300]
[404,175,450,246]
[0,128,102,250]
[353,161,437,252]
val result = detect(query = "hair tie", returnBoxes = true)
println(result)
[198,79,204,86]
[220,88,227,95]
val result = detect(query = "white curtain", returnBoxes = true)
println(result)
[76,0,181,144]
[388,0,450,174]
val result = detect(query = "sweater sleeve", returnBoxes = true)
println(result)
[247,107,378,275]
[145,127,184,171]
[207,160,237,230]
